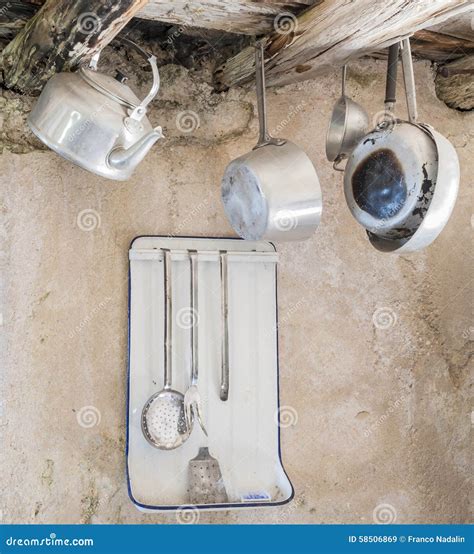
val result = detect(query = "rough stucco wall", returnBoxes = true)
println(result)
[0,57,472,524]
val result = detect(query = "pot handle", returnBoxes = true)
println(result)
[88,37,160,121]
[333,155,346,172]
[384,42,399,113]
[341,65,347,97]
[254,42,286,149]
[400,38,418,124]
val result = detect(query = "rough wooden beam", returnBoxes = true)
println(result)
[0,0,148,92]
[214,0,473,90]
[428,12,474,41]
[137,0,318,35]
[411,29,474,62]
[435,54,474,110]
[0,1,38,41]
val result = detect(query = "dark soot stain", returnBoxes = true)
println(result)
[413,162,435,219]
[352,149,407,219]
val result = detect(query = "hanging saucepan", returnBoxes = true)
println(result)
[221,43,322,241]
[343,39,459,252]
[326,65,369,171]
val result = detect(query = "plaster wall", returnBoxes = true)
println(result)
[0,58,472,524]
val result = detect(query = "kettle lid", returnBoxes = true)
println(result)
[80,67,141,108]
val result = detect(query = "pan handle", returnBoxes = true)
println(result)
[384,42,399,113]
[333,155,346,172]
[400,38,418,124]
[254,42,286,149]
[341,65,347,97]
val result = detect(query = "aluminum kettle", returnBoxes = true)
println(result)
[28,39,163,181]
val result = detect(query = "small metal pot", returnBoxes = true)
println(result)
[367,126,460,252]
[326,65,369,170]
[343,39,459,252]
[221,43,322,242]
[343,41,438,240]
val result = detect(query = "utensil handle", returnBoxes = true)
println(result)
[189,250,198,385]
[385,43,399,110]
[220,252,229,401]
[163,249,172,389]
[400,38,418,124]
[341,65,347,97]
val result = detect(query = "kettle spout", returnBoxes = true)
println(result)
[107,127,163,170]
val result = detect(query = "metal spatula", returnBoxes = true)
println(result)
[188,447,228,505]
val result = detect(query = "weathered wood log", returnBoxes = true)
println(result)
[429,12,474,41]
[435,55,474,110]
[411,29,474,62]
[137,0,317,34]
[0,0,148,93]
[0,1,38,42]
[214,0,473,90]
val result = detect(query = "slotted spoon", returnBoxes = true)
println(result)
[141,249,191,450]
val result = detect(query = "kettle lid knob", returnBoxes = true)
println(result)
[114,70,128,84]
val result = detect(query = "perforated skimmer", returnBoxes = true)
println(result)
[141,249,191,450]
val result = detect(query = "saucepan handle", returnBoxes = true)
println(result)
[254,41,286,149]
[333,155,346,172]
[341,65,347,97]
[384,42,399,112]
[400,38,418,124]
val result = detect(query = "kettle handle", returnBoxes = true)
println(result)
[88,37,160,121]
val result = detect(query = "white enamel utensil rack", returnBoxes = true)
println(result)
[127,236,293,511]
